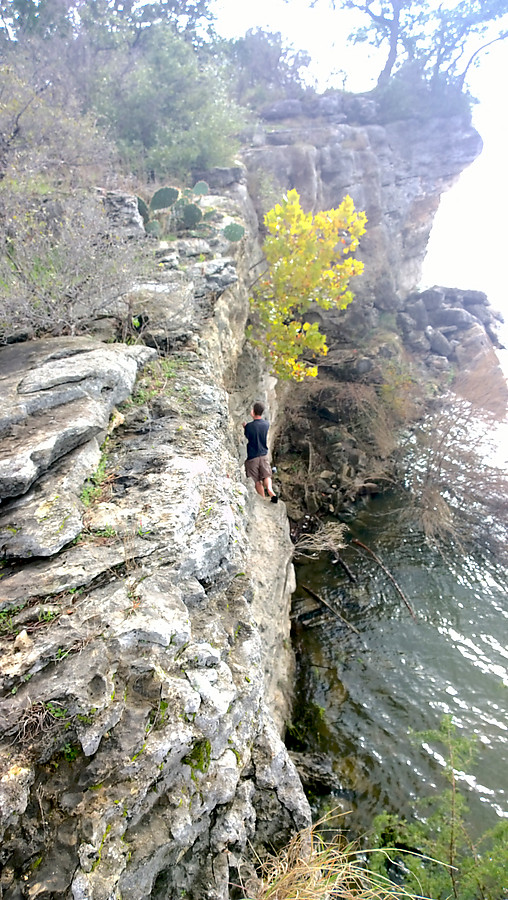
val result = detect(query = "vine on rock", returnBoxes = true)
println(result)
[249,189,367,381]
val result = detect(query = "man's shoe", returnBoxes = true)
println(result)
[270,495,279,504]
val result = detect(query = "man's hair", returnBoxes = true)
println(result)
[252,401,265,416]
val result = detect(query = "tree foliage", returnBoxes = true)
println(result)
[368,716,508,900]
[0,0,214,44]
[0,59,146,342]
[0,53,111,185]
[0,0,243,180]
[329,0,508,86]
[250,189,366,381]
[89,23,242,180]
[226,27,312,106]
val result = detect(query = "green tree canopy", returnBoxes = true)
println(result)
[89,23,242,179]
[0,0,215,44]
[0,0,243,180]
[225,28,312,106]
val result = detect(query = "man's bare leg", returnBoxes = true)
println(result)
[263,476,276,498]
[255,480,266,497]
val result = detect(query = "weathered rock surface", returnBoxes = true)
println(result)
[0,201,310,900]
[0,338,155,503]
[243,96,482,313]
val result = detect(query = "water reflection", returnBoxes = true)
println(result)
[289,495,508,839]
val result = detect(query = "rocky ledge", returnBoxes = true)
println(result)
[0,195,310,900]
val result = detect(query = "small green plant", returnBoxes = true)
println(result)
[76,712,95,725]
[92,525,117,538]
[146,699,169,732]
[80,439,110,507]
[38,609,59,623]
[45,701,69,719]
[129,357,179,407]
[62,742,80,763]
[131,742,146,761]
[0,605,24,635]
[91,823,111,872]
[367,716,508,900]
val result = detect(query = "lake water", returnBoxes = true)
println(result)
[290,496,508,840]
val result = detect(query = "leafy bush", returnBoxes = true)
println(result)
[0,60,145,342]
[367,717,508,900]
[249,189,367,381]
[91,25,244,180]
[0,189,145,341]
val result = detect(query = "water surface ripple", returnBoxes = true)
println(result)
[291,501,508,837]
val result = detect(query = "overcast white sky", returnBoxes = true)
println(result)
[211,0,508,341]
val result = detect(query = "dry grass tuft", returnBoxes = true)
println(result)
[294,522,349,559]
[247,821,419,900]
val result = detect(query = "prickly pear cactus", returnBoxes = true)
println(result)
[149,186,179,211]
[223,223,245,242]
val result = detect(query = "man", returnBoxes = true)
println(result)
[242,401,278,502]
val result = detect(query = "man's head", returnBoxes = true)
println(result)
[252,401,265,417]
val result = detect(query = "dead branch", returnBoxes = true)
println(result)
[301,583,360,636]
[295,521,357,582]
[352,538,417,620]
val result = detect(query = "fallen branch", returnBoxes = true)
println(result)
[352,538,417,620]
[301,583,360,636]
[330,549,357,583]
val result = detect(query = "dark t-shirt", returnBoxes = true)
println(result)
[244,418,269,460]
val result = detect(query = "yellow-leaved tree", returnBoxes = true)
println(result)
[250,189,367,380]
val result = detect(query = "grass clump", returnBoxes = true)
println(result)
[80,440,111,507]
[247,819,420,900]
[128,357,180,406]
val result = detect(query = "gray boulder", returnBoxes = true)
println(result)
[434,307,476,329]
[0,338,155,501]
[425,326,452,357]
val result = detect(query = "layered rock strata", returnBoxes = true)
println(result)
[0,195,310,900]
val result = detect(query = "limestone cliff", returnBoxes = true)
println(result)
[238,93,504,521]
[244,91,482,313]
[0,194,310,900]
[0,93,503,900]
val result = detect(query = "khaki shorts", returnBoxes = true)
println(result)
[245,455,272,482]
